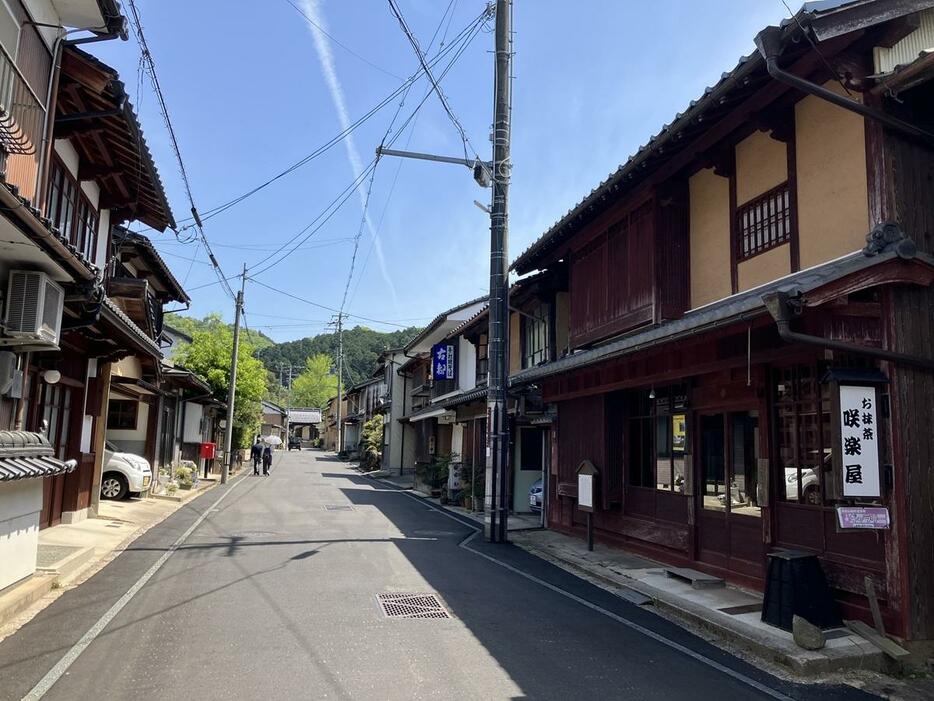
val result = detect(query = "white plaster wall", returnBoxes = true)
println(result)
[183,402,203,443]
[458,337,476,390]
[0,479,42,589]
[106,399,148,457]
[94,208,110,269]
[53,139,79,178]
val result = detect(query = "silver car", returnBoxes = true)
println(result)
[100,441,152,500]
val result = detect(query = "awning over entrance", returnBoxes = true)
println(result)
[0,431,75,481]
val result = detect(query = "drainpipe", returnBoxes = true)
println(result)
[761,289,934,372]
[754,26,934,150]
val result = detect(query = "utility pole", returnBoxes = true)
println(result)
[284,363,292,440]
[221,264,246,484]
[374,1,510,540]
[330,313,345,453]
[486,0,512,543]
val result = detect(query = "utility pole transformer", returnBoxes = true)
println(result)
[222,264,247,484]
[486,0,512,543]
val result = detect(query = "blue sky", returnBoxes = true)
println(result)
[92,1,786,343]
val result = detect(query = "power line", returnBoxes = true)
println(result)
[130,8,492,237]
[248,279,417,329]
[126,0,235,300]
[386,0,488,164]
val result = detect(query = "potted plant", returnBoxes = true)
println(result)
[175,465,194,490]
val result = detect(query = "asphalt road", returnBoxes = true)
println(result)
[0,451,879,700]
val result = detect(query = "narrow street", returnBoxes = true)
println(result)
[0,450,875,701]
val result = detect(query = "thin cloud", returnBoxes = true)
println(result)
[298,0,398,308]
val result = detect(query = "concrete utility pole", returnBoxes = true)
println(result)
[486,0,513,543]
[334,314,345,453]
[221,264,246,484]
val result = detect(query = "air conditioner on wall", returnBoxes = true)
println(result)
[3,270,65,348]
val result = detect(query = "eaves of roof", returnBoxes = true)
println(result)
[101,296,162,358]
[113,228,189,303]
[439,386,487,410]
[510,245,934,386]
[403,295,488,352]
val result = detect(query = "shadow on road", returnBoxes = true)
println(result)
[338,476,879,701]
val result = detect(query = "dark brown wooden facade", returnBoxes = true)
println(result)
[510,6,934,644]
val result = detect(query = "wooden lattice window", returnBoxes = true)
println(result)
[736,182,791,261]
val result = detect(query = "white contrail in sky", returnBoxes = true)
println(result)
[298,0,398,309]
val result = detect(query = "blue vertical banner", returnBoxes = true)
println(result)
[432,343,456,381]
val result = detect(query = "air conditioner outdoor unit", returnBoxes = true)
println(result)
[4,270,64,347]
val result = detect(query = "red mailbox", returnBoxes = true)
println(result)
[200,442,216,459]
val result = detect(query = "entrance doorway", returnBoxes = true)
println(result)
[696,411,764,578]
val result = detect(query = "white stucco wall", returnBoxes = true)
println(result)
[106,399,148,457]
[457,337,476,391]
[0,479,42,590]
[183,402,203,443]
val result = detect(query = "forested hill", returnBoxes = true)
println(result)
[256,325,421,386]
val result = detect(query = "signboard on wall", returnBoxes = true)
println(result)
[432,343,455,381]
[838,385,881,498]
[836,506,890,530]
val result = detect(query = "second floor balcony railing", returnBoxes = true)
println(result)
[0,44,44,158]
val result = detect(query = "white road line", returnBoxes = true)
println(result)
[23,475,248,701]
[381,481,794,701]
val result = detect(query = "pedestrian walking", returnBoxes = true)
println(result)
[251,438,263,475]
[262,444,273,476]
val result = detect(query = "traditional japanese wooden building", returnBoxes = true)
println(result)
[509,0,934,645]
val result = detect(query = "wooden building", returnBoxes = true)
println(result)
[509,0,934,644]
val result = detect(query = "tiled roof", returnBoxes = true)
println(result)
[101,296,162,358]
[510,243,934,386]
[0,431,74,482]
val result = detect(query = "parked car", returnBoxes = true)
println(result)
[100,441,152,500]
[785,467,820,504]
[288,436,302,451]
[529,478,543,512]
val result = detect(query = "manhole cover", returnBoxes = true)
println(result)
[324,505,353,512]
[376,593,451,619]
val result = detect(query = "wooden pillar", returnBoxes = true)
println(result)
[88,361,113,518]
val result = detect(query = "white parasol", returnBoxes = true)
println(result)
[262,435,283,446]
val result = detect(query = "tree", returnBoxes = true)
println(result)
[256,325,421,386]
[173,313,267,448]
[360,416,383,470]
[290,354,338,408]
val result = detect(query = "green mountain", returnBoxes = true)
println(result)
[256,325,421,387]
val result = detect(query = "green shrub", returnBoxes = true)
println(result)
[175,465,194,490]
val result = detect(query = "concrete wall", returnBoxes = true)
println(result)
[795,83,870,269]
[0,479,42,590]
[688,168,732,308]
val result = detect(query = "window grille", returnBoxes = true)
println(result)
[736,182,791,261]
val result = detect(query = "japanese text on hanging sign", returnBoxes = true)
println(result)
[432,343,455,381]
[839,385,880,498]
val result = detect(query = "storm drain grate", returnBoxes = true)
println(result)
[377,593,451,619]
[324,504,353,512]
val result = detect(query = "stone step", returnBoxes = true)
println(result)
[36,544,96,582]
[664,567,726,590]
